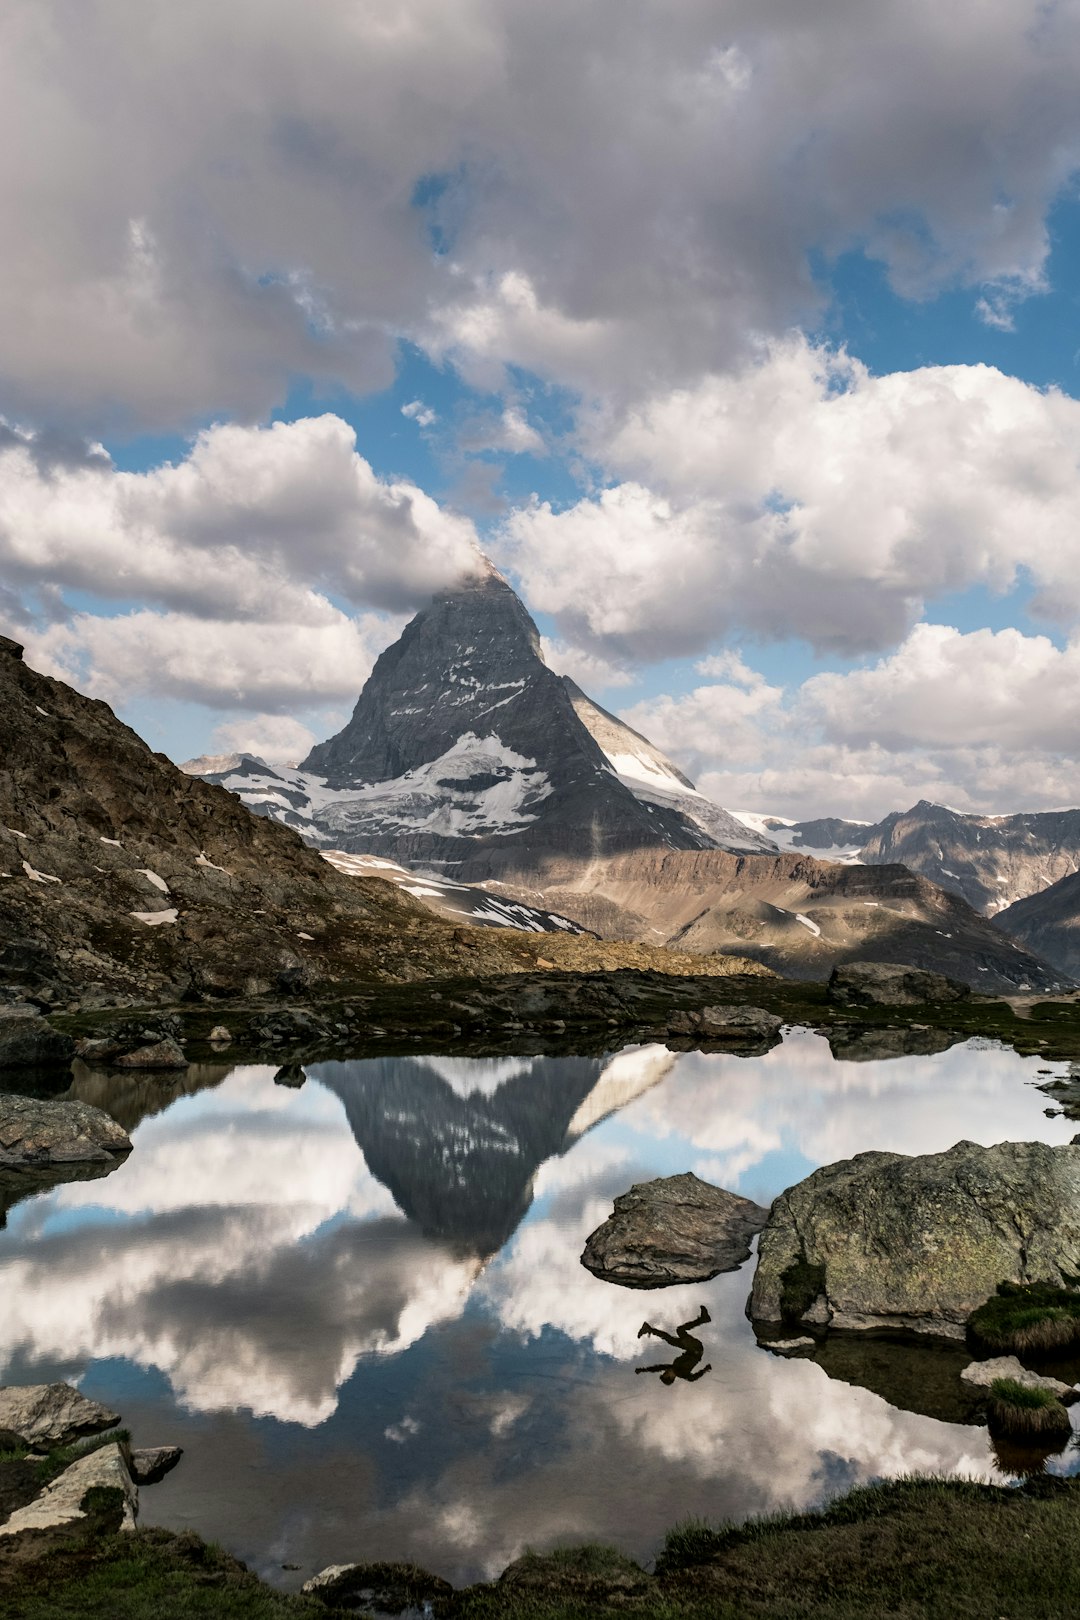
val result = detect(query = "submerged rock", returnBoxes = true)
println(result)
[0,1443,136,1536]
[302,1561,453,1612]
[0,1008,74,1070]
[827,961,971,1007]
[749,1140,1080,1338]
[582,1171,769,1289]
[0,1382,120,1448]
[960,1356,1075,1400]
[0,1095,131,1169]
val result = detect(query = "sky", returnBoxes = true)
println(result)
[3,0,1080,821]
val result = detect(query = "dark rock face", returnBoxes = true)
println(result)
[128,1446,183,1485]
[581,1171,770,1288]
[749,1141,1080,1338]
[299,570,720,877]
[827,961,972,1007]
[0,1008,74,1070]
[997,871,1080,981]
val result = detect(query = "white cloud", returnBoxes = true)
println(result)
[538,636,635,691]
[401,400,438,428]
[210,714,319,765]
[1,1,1079,426]
[502,340,1080,662]
[21,606,391,713]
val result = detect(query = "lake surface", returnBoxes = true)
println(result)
[2,1029,1079,1587]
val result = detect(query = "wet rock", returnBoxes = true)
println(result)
[0,1008,74,1070]
[0,1382,120,1448]
[74,1035,124,1063]
[761,1336,815,1353]
[749,1140,1080,1337]
[113,1038,187,1070]
[0,1443,136,1536]
[582,1171,770,1289]
[697,1004,783,1039]
[960,1357,1076,1400]
[127,1445,183,1484]
[827,961,971,1007]
[301,1561,453,1612]
[0,1095,131,1168]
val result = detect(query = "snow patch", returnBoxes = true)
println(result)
[195,853,229,872]
[6,828,28,839]
[99,837,121,847]
[22,860,60,884]
[794,913,821,936]
[135,868,169,894]
[131,908,178,926]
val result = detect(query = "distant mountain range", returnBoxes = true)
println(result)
[185,573,1070,992]
[737,801,1080,918]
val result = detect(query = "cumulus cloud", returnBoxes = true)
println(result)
[18,607,393,713]
[501,340,1080,661]
[624,623,1080,820]
[1,1,1079,427]
[209,714,320,765]
[0,414,481,620]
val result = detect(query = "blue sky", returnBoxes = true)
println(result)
[3,1,1080,819]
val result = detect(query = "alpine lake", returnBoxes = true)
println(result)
[3,1025,1080,1590]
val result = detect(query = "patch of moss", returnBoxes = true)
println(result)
[968,1280,1080,1357]
[778,1258,826,1322]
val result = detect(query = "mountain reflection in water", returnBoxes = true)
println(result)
[2,1030,1079,1587]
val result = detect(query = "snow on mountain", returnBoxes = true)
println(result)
[321,848,589,935]
[730,810,866,864]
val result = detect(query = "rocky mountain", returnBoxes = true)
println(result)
[0,633,762,1008]
[996,871,1080,981]
[186,568,775,879]
[537,847,1068,993]
[736,800,1080,918]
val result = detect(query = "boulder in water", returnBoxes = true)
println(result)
[749,1140,1080,1337]
[582,1171,769,1288]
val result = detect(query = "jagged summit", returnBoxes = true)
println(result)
[270,570,774,878]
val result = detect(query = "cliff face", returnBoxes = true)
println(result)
[995,870,1080,980]
[538,847,1067,993]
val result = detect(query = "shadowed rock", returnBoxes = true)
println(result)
[0,1008,73,1070]
[0,1094,131,1168]
[0,1443,136,1536]
[128,1446,183,1485]
[302,1561,453,1612]
[582,1171,769,1289]
[827,962,971,1008]
[749,1140,1080,1338]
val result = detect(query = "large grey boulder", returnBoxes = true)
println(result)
[582,1171,769,1288]
[827,961,971,1007]
[0,1443,136,1536]
[0,1095,131,1168]
[0,1382,120,1448]
[128,1445,183,1485]
[960,1356,1075,1399]
[0,1008,74,1069]
[749,1140,1080,1338]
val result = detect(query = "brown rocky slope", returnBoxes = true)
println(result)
[538,847,1066,994]
[0,637,764,1008]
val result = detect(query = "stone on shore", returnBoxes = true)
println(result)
[0,1443,136,1536]
[113,1038,187,1070]
[667,1004,782,1041]
[0,1008,74,1070]
[128,1445,183,1484]
[0,1095,131,1169]
[748,1140,1080,1337]
[582,1171,770,1289]
[0,1382,120,1448]
[827,962,971,1008]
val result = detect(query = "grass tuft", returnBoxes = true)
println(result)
[968,1280,1080,1357]
[986,1377,1074,1442]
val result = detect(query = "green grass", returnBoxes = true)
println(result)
[12,1475,1080,1618]
[968,1280,1080,1356]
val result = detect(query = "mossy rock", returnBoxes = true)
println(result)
[496,1544,653,1601]
[968,1280,1080,1358]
